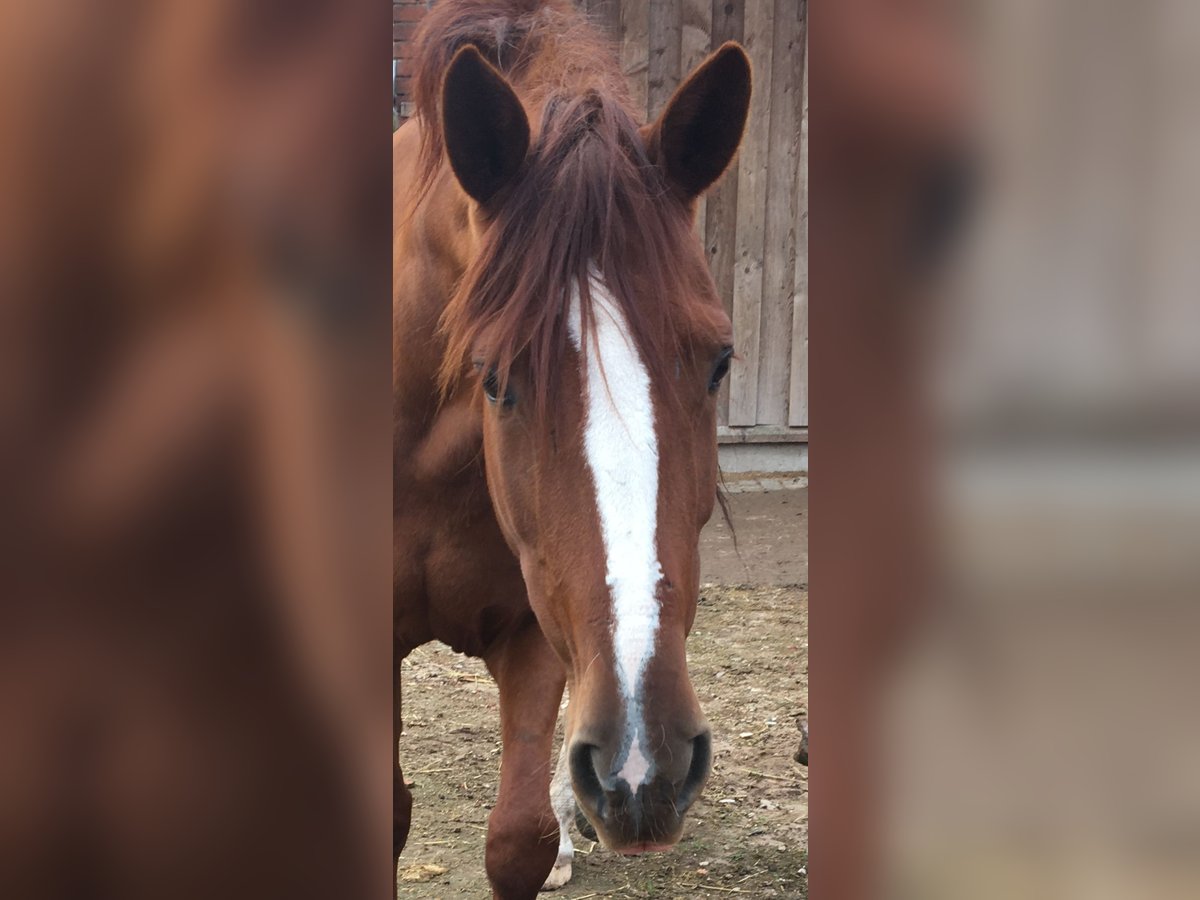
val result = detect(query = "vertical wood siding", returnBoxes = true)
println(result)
[788,32,808,428]
[393,1,426,120]
[757,0,804,427]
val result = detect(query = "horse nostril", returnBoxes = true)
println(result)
[569,741,606,818]
[675,730,712,814]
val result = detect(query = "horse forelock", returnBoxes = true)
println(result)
[442,92,724,423]
[440,102,727,429]
[410,2,728,429]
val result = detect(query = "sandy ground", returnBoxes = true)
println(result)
[398,485,808,898]
[702,483,807,586]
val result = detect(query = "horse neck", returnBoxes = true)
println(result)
[392,165,476,448]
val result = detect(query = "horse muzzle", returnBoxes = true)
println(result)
[568,728,711,851]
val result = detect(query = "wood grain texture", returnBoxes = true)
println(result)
[585,0,622,43]
[755,0,804,425]
[648,0,682,121]
[727,0,774,426]
[788,20,808,427]
[681,0,713,242]
[619,0,650,119]
[705,0,744,425]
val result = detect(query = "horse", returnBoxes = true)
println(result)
[393,1,751,896]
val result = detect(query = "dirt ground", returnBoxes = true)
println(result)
[398,485,808,898]
[701,482,807,586]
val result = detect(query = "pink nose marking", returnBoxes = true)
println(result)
[615,731,652,790]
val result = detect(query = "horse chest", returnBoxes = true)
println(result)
[396,463,529,658]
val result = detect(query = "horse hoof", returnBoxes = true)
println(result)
[540,859,572,891]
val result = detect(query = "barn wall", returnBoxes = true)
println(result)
[393,1,425,120]
[392,0,807,461]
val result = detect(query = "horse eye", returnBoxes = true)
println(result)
[708,347,733,393]
[482,367,500,402]
[482,367,516,407]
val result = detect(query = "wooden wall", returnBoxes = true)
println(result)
[393,1,425,119]
[393,0,808,435]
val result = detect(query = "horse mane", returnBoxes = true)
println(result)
[411,0,730,422]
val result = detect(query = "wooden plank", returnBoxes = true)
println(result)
[681,0,713,242]
[705,0,744,425]
[680,0,713,72]
[718,425,809,444]
[755,0,805,425]
[647,0,682,121]
[727,0,774,426]
[585,0,621,43]
[619,0,650,120]
[788,22,808,427]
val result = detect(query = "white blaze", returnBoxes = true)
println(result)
[568,274,663,790]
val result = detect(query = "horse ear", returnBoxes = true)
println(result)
[441,46,530,205]
[645,42,751,199]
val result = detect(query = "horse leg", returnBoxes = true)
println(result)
[394,656,412,867]
[541,738,575,890]
[484,618,565,900]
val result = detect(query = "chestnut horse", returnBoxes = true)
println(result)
[394,1,750,896]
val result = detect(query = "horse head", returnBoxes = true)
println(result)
[433,41,751,852]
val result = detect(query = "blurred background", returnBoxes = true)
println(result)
[813,1,1200,898]
[0,2,392,898]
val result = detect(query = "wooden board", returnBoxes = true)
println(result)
[647,0,682,121]
[585,0,622,43]
[788,23,809,427]
[705,0,745,425]
[727,0,774,426]
[619,0,650,120]
[719,425,808,444]
[681,0,713,242]
[755,0,804,424]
